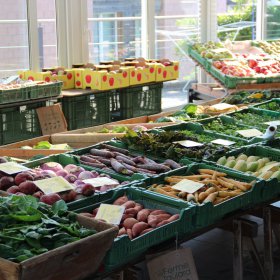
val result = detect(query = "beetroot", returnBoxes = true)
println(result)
[15,172,34,185]
[40,193,61,205]
[56,169,69,177]
[33,191,44,199]
[6,185,20,194]
[0,176,15,190]
[18,181,38,195]
[0,156,8,163]
[59,190,77,202]
[81,184,95,196]
[39,170,57,178]
[78,171,95,180]
[41,162,63,173]
[15,192,26,196]
[64,164,85,177]
[64,174,77,183]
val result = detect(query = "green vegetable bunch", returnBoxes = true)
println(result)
[0,196,95,263]
[258,101,280,112]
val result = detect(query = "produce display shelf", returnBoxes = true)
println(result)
[138,163,263,229]
[75,187,195,271]
[23,153,138,211]
[251,98,280,113]
[203,145,280,202]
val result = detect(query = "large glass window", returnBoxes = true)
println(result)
[37,0,58,68]
[264,0,280,40]
[0,0,29,77]
[217,0,257,42]
[87,0,142,63]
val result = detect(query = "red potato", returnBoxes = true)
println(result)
[132,222,149,238]
[33,191,44,199]
[40,193,61,205]
[118,227,127,236]
[123,218,138,229]
[148,215,159,228]
[18,181,38,195]
[80,212,94,218]
[154,214,171,222]
[156,220,170,227]
[127,228,133,240]
[59,190,77,202]
[6,185,20,194]
[113,195,128,205]
[167,214,180,222]
[125,208,138,216]
[140,228,153,236]
[14,172,34,186]
[137,209,151,222]
[150,210,167,216]
[123,200,136,209]
[121,214,134,224]
[134,203,143,212]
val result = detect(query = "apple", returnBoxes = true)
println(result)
[248,59,258,68]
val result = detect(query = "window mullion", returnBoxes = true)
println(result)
[27,0,40,71]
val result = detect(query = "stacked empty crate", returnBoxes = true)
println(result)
[0,80,62,144]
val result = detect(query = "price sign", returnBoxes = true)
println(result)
[34,176,74,195]
[83,177,119,187]
[265,121,280,126]
[173,140,204,148]
[95,204,125,225]
[211,139,236,146]
[236,128,263,138]
[0,162,30,175]
[172,179,205,194]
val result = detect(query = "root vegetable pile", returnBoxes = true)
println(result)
[80,195,179,239]
[148,169,254,205]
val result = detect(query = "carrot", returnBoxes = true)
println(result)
[217,178,235,189]
[213,196,230,205]
[203,191,218,203]
[161,185,174,192]
[218,190,242,198]
[154,187,178,199]
[194,192,199,203]
[178,191,187,199]
[212,171,218,181]
[198,169,227,177]
[205,186,217,195]
[202,179,219,185]
[198,192,208,202]
[222,178,249,191]
[187,193,195,202]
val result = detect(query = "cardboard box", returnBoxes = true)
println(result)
[51,70,75,90]
[147,61,179,82]
[83,68,130,90]
[0,215,118,280]
[73,68,85,89]
[129,66,156,85]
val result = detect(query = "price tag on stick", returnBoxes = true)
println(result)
[34,176,74,195]
[172,179,205,194]
[0,162,30,175]
[95,204,125,225]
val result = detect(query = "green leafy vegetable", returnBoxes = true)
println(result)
[33,141,52,150]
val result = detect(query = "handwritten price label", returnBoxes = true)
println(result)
[172,179,205,194]
[95,204,125,225]
[35,176,74,194]
[0,162,30,175]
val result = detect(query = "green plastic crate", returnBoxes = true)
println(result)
[110,83,162,121]
[142,163,263,229]
[24,153,137,211]
[198,116,264,144]
[29,82,63,100]
[62,91,110,130]
[203,145,280,202]
[259,138,280,149]
[209,66,265,89]
[251,98,280,113]
[0,87,29,104]
[74,187,195,271]
[188,46,208,68]
[0,101,46,145]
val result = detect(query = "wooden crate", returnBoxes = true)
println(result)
[0,215,118,280]
[51,122,175,147]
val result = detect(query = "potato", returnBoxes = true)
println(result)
[148,215,159,228]
[125,208,138,216]
[127,228,133,240]
[156,220,170,227]
[140,228,153,236]
[167,214,179,222]
[155,214,171,222]
[134,203,143,212]
[92,207,99,216]
[132,222,149,238]
[137,209,150,222]
[123,200,136,209]
[118,227,127,236]
[113,195,128,205]
[121,213,134,222]
[150,210,167,216]
[123,218,138,229]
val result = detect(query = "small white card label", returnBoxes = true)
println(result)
[265,121,280,126]
[83,177,119,187]
[95,204,125,225]
[0,162,30,175]
[210,103,235,110]
[211,139,236,146]
[173,140,204,148]
[34,176,74,195]
[172,179,205,194]
[236,128,263,138]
